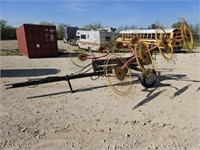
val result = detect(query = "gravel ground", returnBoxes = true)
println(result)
[0,40,200,150]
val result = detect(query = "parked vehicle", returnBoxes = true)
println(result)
[116,28,183,50]
[76,27,116,52]
[63,26,79,45]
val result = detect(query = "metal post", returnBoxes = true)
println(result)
[66,75,74,93]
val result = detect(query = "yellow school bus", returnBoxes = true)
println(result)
[116,28,183,50]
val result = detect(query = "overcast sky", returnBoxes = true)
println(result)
[1,0,199,28]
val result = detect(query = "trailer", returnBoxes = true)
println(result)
[63,26,79,45]
[76,28,116,52]
[5,19,194,95]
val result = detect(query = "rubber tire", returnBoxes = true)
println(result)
[139,69,157,88]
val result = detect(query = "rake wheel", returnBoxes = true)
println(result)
[114,67,128,81]
[134,42,155,74]
[140,50,152,65]
[156,28,174,62]
[131,37,140,45]
[115,42,124,49]
[180,18,194,52]
[78,53,88,61]
[104,56,133,95]
[98,45,107,53]
[70,51,93,68]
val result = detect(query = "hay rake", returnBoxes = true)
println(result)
[5,19,194,95]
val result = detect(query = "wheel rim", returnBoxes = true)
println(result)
[145,71,156,85]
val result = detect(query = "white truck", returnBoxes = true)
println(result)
[76,27,116,52]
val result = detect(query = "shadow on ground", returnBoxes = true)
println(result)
[1,68,60,78]
[132,73,200,110]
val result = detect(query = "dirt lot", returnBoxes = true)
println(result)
[0,40,200,150]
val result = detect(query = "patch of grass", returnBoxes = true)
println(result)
[115,48,131,52]
[194,40,200,47]
[0,49,22,56]
[58,48,83,54]
[58,48,68,54]
[58,49,84,57]
[73,49,86,53]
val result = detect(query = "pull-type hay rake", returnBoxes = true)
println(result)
[5,19,194,95]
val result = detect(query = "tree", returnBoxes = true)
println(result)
[0,19,7,39]
[148,22,162,29]
[39,21,54,26]
[0,19,7,30]
[57,23,71,40]
[81,22,102,30]
[191,24,200,42]
[171,22,182,28]
[0,19,16,40]
[116,25,137,32]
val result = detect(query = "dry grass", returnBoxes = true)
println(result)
[0,40,80,56]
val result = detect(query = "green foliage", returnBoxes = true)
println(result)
[191,24,200,43]
[39,21,54,26]
[149,24,156,29]
[116,25,137,32]
[148,21,163,29]
[57,23,71,40]
[0,19,7,29]
[0,19,17,40]
[81,22,102,30]
[0,49,22,56]
[171,22,182,28]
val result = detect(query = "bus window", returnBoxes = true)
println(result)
[131,33,134,38]
[141,33,145,38]
[144,33,147,38]
[152,33,155,39]
[157,33,160,39]
[167,33,170,39]
[148,34,151,39]
[118,34,122,38]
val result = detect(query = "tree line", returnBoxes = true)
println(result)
[0,19,199,42]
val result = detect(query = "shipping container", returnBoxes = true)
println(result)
[16,24,58,58]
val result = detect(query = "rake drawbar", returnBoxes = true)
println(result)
[5,71,105,93]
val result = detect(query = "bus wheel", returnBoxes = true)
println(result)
[139,69,157,88]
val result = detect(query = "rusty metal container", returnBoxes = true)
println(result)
[16,24,58,58]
